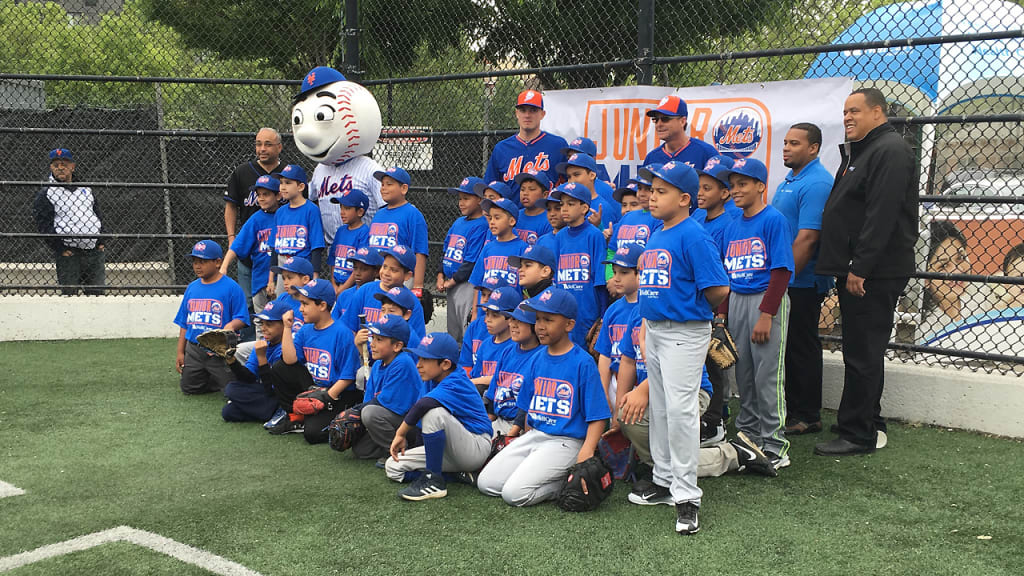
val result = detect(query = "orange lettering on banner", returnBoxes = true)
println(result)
[634,108,651,159]
[613,109,629,161]
[690,107,711,141]
[597,109,609,160]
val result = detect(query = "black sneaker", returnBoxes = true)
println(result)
[675,502,700,535]
[630,478,655,496]
[700,419,726,447]
[766,451,791,470]
[399,471,448,501]
[452,471,477,486]
[267,416,303,435]
[627,482,673,506]
[729,433,777,477]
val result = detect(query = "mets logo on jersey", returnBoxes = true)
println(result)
[713,107,764,159]
[638,249,672,289]
[444,235,467,263]
[368,223,399,247]
[317,174,353,200]
[616,224,651,248]
[503,152,551,182]
[724,237,767,276]
[276,225,308,251]
[187,298,224,327]
[530,377,574,418]
[304,348,332,380]
[557,253,591,285]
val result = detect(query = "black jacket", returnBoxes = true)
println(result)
[816,123,918,279]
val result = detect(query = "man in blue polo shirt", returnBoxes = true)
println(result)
[643,95,719,169]
[770,123,834,436]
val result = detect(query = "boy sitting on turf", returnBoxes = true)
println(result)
[332,246,382,321]
[222,301,286,423]
[272,279,359,443]
[234,256,313,367]
[349,314,422,462]
[273,164,325,281]
[328,188,370,295]
[595,243,644,410]
[369,166,430,295]
[386,332,494,500]
[220,175,279,312]
[458,276,511,376]
[477,287,611,507]
[513,171,553,245]
[485,300,544,435]
[509,242,557,299]
[174,240,250,395]
[470,286,522,393]
[438,177,490,343]
[469,198,527,320]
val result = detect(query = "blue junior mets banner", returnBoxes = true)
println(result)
[543,78,852,202]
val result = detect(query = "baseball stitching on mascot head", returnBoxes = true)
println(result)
[292,66,382,166]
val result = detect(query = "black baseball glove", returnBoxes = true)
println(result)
[196,329,239,359]
[292,387,338,416]
[328,404,367,452]
[556,454,615,512]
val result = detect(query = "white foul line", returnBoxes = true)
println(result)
[0,481,24,499]
[0,526,263,575]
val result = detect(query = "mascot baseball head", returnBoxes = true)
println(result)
[292,66,382,166]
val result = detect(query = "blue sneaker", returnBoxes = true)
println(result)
[264,408,287,429]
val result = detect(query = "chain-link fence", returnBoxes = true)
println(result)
[0,0,1021,373]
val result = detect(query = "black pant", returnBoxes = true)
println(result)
[703,359,725,426]
[56,247,105,296]
[836,276,908,446]
[267,360,362,444]
[784,287,826,424]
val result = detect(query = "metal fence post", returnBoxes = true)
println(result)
[637,0,655,85]
[343,0,360,80]
[154,82,175,285]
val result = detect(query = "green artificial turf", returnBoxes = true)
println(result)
[0,339,1021,576]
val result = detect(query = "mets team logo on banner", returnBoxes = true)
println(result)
[713,107,764,159]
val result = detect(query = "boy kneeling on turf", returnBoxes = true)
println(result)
[477,287,610,507]
[386,332,493,500]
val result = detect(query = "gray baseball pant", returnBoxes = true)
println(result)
[729,291,790,457]
[477,429,583,507]
[180,341,232,395]
[384,408,491,482]
[491,417,515,436]
[446,280,474,344]
[352,403,405,460]
[621,389,709,469]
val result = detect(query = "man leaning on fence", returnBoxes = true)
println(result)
[32,148,106,296]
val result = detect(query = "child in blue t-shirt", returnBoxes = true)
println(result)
[438,177,490,344]
[595,243,643,410]
[220,175,279,310]
[477,287,610,507]
[632,161,730,535]
[458,276,509,376]
[174,240,250,395]
[386,332,494,500]
[551,182,609,347]
[533,193,565,254]
[557,153,618,232]
[720,158,795,470]
[233,255,315,371]
[222,301,286,423]
[369,166,430,296]
[342,245,427,346]
[608,170,661,252]
[328,188,370,295]
[332,246,381,321]
[513,171,553,245]
[273,164,326,278]
[469,198,527,319]
[485,300,544,435]
[469,286,521,393]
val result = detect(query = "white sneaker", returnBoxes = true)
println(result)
[876,431,887,449]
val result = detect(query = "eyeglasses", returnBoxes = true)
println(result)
[650,115,676,124]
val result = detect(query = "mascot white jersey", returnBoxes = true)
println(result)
[292,66,385,244]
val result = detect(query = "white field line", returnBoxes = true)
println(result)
[0,482,25,499]
[0,526,263,575]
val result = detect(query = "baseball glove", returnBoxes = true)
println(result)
[292,387,336,416]
[197,329,238,359]
[488,433,515,462]
[328,404,366,452]
[419,290,435,324]
[585,317,603,361]
[556,454,615,512]
[708,323,738,370]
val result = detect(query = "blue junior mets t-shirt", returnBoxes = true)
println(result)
[423,369,493,436]
[643,138,719,169]
[174,275,250,343]
[638,217,729,323]
[367,202,429,255]
[692,209,737,253]
[331,284,360,321]
[364,352,422,415]
[458,315,488,372]
[329,223,369,284]
[619,308,647,385]
[442,215,489,279]
[484,131,568,198]
[470,336,516,380]
[274,201,326,259]
[469,237,527,289]
[770,157,833,289]
[610,209,660,251]
[515,345,611,439]
[230,208,276,296]
[486,344,545,420]
[290,320,350,388]
[244,341,283,376]
[515,209,553,246]
[594,296,637,376]
[721,205,795,294]
[555,222,608,345]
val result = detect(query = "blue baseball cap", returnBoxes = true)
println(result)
[550,182,591,206]
[545,192,562,205]
[49,148,74,162]
[613,182,639,204]
[271,255,314,277]
[602,242,645,268]
[508,244,556,271]
[562,136,598,158]
[447,176,486,196]
[408,332,460,364]
[349,246,383,267]
[254,301,288,322]
[481,286,522,313]
[373,285,418,312]
[646,95,688,118]
[190,240,223,260]
[473,180,515,201]
[377,244,416,272]
[329,188,370,210]
[522,287,577,320]
[641,161,699,196]
[513,170,552,191]
[556,152,599,176]
[481,198,519,219]
[297,66,346,98]
[274,164,308,184]
[507,301,538,324]
[368,313,411,346]
[253,174,280,192]
[697,164,733,190]
[474,275,512,292]
[291,278,336,309]
[720,157,768,185]
[629,163,662,187]
[373,166,411,186]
